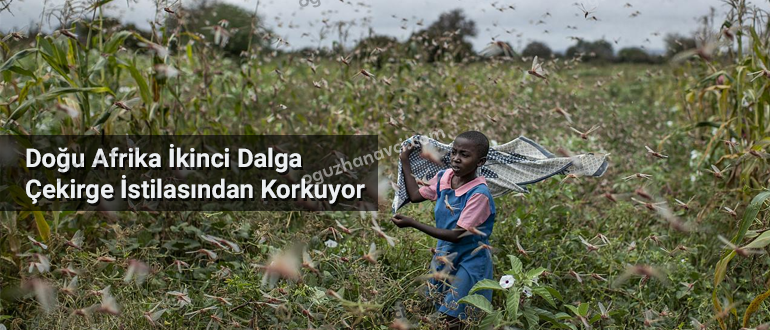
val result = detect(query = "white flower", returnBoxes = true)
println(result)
[499,275,515,289]
[324,239,338,248]
[522,286,532,298]
[516,218,522,227]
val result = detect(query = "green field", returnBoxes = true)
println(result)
[1,5,770,329]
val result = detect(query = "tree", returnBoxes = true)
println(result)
[167,0,273,57]
[663,33,697,58]
[352,34,399,69]
[566,39,614,62]
[618,47,653,63]
[410,8,477,62]
[522,41,552,59]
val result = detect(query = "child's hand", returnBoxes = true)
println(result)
[391,214,415,228]
[399,141,417,161]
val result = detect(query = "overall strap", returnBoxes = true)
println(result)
[435,169,446,192]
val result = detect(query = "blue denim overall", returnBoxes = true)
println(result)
[428,170,496,319]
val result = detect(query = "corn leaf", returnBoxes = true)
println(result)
[733,190,770,245]
[104,31,133,54]
[32,211,50,242]
[7,87,113,123]
[0,48,37,73]
[713,190,770,329]
[117,58,152,106]
[742,287,770,327]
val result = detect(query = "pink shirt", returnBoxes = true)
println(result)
[418,169,492,229]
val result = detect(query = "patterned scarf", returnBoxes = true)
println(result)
[392,135,609,213]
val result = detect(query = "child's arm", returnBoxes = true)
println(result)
[391,214,465,243]
[399,144,428,203]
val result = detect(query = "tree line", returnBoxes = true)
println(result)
[2,1,699,65]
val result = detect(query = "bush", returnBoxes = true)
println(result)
[566,39,614,62]
[352,34,399,69]
[409,8,477,62]
[617,47,653,63]
[167,0,273,57]
[663,33,696,59]
[522,41,552,59]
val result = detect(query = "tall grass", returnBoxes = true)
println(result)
[0,0,769,329]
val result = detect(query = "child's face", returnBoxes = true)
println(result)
[450,137,486,177]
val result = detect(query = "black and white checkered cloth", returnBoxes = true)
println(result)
[392,135,609,213]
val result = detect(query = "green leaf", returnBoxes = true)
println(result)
[713,190,770,319]
[458,294,493,314]
[7,87,113,123]
[92,108,114,127]
[577,303,589,317]
[714,252,735,286]
[36,36,74,85]
[117,58,152,106]
[470,279,504,294]
[18,81,34,103]
[47,86,113,98]
[7,185,33,209]
[532,287,557,308]
[750,28,766,64]
[744,230,770,249]
[186,42,195,64]
[88,57,108,78]
[478,311,500,330]
[87,0,115,9]
[104,31,132,54]
[0,48,37,73]
[545,286,563,301]
[7,65,36,78]
[565,305,580,316]
[507,290,520,320]
[32,211,50,242]
[733,190,770,251]
[523,310,538,330]
[508,255,522,274]
[532,308,570,328]
[554,312,572,320]
[525,267,546,280]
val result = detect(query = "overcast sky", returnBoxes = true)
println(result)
[0,0,749,53]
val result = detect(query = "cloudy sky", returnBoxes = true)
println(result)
[0,0,742,53]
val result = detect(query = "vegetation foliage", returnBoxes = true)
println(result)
[0,0,769,329]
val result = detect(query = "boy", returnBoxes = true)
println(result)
[391,131,495,329]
